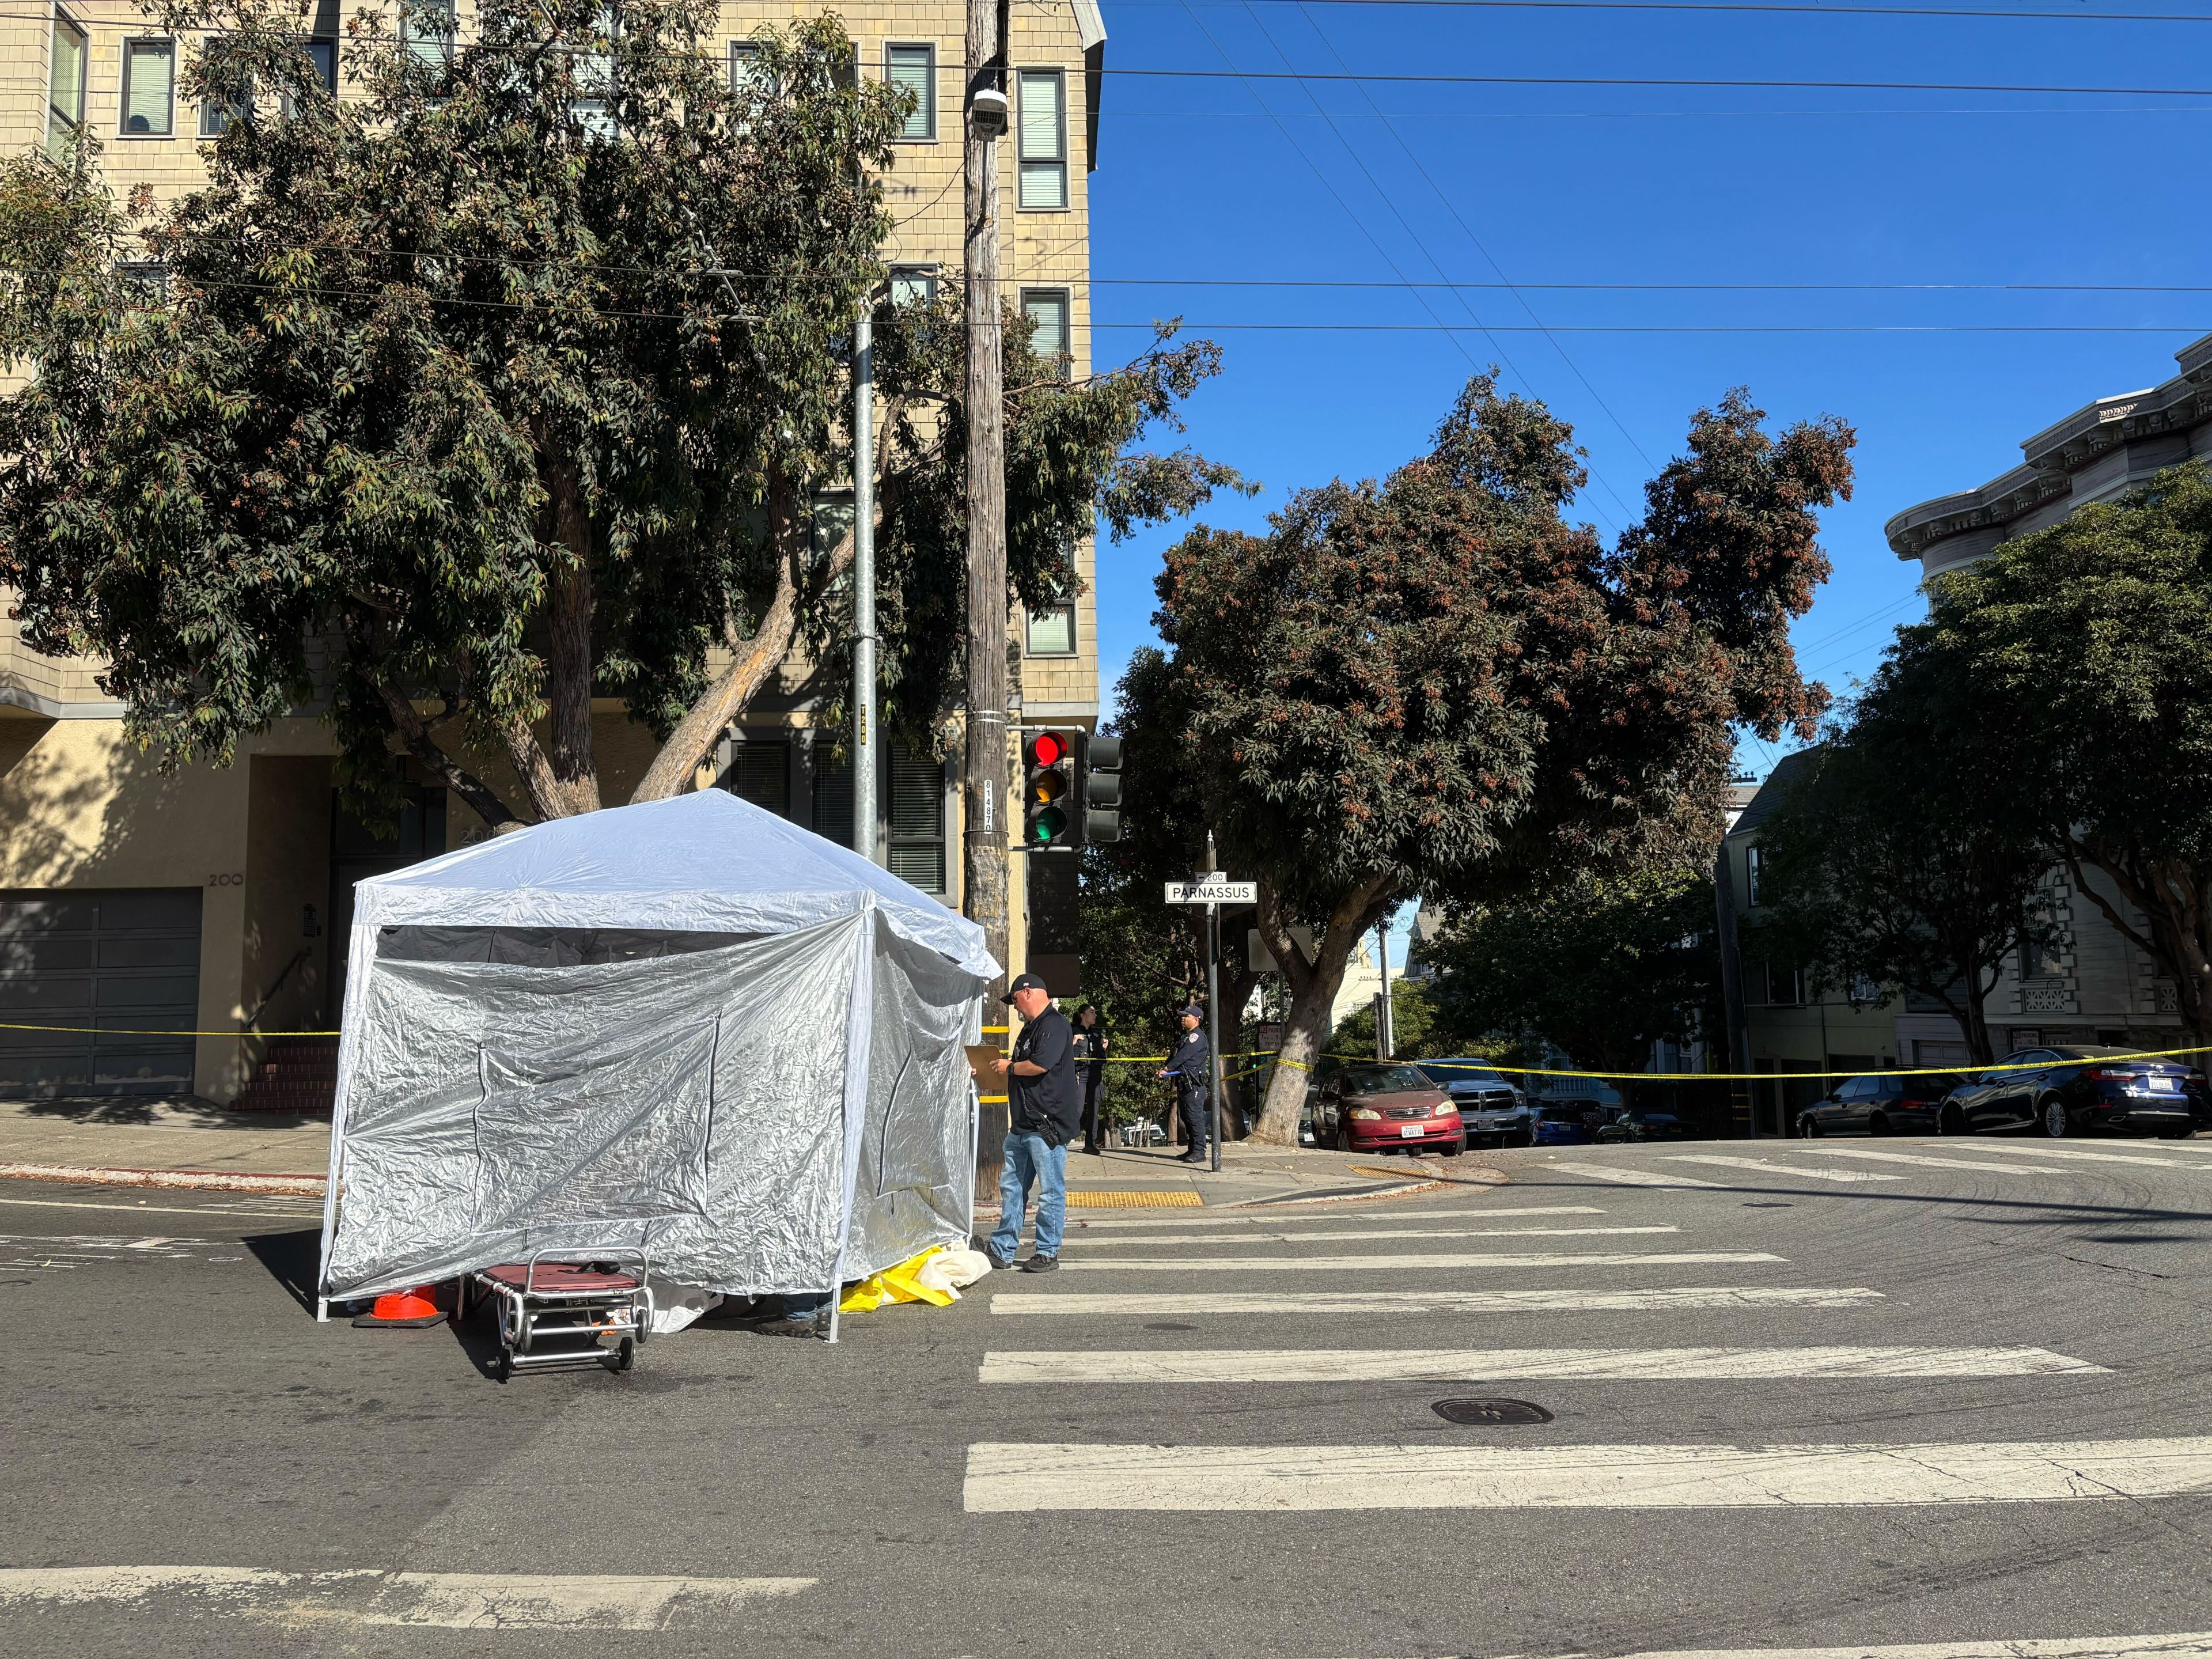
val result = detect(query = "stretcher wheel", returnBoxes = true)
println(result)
[494,1347,513,1382]
[607,1336,635,1373]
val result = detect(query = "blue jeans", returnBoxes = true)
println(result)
[990,1132,1067,1260]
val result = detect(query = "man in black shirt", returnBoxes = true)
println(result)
[986,973,1080,1272]
[1160,1005,1213,1165]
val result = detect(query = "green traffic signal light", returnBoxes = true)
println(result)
[1030,804,1069,845]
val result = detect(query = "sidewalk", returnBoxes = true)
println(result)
[0,1097,1501,1209]
[0,1096,331,1194]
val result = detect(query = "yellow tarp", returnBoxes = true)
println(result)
[838,1246,955,1313]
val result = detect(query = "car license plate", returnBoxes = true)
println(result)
[1400,1124,1425,1137]
[2150,1075,2179,1092]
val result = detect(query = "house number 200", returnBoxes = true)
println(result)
[207,873,244,887]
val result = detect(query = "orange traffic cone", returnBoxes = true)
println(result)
[351,1283,447,1328]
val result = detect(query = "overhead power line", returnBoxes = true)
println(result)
[1103,66,2212,97]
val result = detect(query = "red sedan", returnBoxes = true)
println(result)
[1324,1063,1465,1156]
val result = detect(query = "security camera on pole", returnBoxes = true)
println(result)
[1164,834,1256,1173]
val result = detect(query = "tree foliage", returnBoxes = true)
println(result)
[1419,870,1720,1078]
[1153,373,1853,1141]
[1903,461,2212,1043]
[0,0,1243,828]
[1750,654,2059,1066]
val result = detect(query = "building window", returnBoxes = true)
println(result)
[279,39,339,118]
[116,262,169,304]
[406,0,454,68]
[730,40,775,98]
[121,38,177,137]
[1025,605,1076,657]
[1745,844,1764,907]
[47,11,88,163]
[888,742,946,894]
[727,740,790,819]
[889,265,937,307]
[1016,69,1067,210]
[569,5,618,138]
[200,37,249,138]
[885,43,934,141]
[1021,287,1070,376]
[1757,960,1803,1007]
[811,741,854,849]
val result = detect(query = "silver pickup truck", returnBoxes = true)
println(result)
[1415,1059,1534,1147]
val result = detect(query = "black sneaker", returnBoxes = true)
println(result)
[1020,1254,1059,1274]
[986,1249,1016,1270]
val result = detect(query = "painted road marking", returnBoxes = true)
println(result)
[0,1195,323,1221]
[1794,1147,2070,1175]
[1057,1251,1784,1272]
[1664,1156,1905,1183]
[1545,1165,1724,1188]
[0,1567,816,1630]
[977,1345,2105,1383]
[1070,1206,1607,1230]
[989,1287,1887,1317]
[0,1235,199,1270]
[1933,1143,2200,1171]
[1341,1635,2212,1659]
[1074,1225,1678,1248]
[962,1435,2212,1513]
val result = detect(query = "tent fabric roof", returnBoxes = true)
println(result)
[351,789,997,980]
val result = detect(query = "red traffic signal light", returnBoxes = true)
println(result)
[1027,732,1069,768]
[1024,732,1075,848]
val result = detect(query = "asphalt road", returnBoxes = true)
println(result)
[5,1133,2212,1658]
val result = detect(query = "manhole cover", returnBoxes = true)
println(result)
[1433,1397,1554,1426]
[1144,1322,1198,1332]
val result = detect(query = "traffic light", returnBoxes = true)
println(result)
[1080,733,1122,844]
[1022,730,1075,849]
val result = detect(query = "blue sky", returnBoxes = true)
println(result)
[1078,0,2212,813]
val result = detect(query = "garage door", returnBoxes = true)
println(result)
[0,889,202,1096]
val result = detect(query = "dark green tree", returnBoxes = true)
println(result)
[0,0,1241,829]
[1419,870,1720,1078]
[1908,461,2212,1044]
[1156,374,1854,1142]
[1751,652,2059,1066]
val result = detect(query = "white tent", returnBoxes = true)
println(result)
[313,790,997,1335]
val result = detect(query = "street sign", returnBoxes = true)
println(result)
[1164,880,1256,905]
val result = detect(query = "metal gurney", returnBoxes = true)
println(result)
[459,1248,654,1381]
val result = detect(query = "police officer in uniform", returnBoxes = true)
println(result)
[1158,1005,1213,1165]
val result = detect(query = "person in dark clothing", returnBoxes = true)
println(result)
[986,973,1080,1271]
[1158,1005,1213,1165]
[1073,1003,1108,1155]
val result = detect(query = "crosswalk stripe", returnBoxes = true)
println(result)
[988,1286,1886,1316]
[1075,1225,1677,1248]
[1929,1143,2199,1170]
[962,1434,2212,1513]
[1546,1164,1723,1188]
[976,1345,2105,1382]
[1341,1635,2212,1659]
[0,1567,816,1629]
[1072,1205,1606,1230]
[1794,1147,2070,1175]
[1664,1156,1904,1183]
[1058,1252,1783,1272]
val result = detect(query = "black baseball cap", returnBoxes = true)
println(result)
[1001,972,1051,1003]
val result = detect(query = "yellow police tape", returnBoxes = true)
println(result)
[6,1019,2204,1085]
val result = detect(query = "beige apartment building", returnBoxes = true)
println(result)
[1721,329,2212,1131]
[0,0,1109,1100]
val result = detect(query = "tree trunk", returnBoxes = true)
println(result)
[2065,841,2212,1051]
[541,462,600,816]
[1248,875,1393,1145]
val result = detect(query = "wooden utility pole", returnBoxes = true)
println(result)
[962,0,1011,987]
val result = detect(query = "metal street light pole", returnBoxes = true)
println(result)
[852,298,877,863]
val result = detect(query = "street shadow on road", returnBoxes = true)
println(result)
[243,1228,323,1315]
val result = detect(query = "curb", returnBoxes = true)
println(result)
[0,1162,327,1198]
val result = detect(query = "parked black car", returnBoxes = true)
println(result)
[1596,1108,1694,1143]
[1416,1059,1533,1147]
[1936,1047,2203,1139]
[1796,1071,1962,1138]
